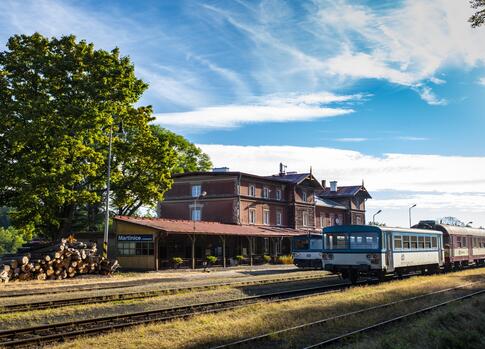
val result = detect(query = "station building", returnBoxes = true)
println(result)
[113,165,371,270]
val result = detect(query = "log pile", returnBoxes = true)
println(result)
[0,238,119,283]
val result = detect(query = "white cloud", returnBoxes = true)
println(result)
[397,136,429,141]
[153,92,358,130]
[479,77,485,86]
[198,144,485,194]
[413,86,447,106]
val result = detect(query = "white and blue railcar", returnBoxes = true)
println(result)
[322,225,444,283]
[291,234,323,269]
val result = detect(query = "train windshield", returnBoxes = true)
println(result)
[324,232,380,250]
[293,236,322,251]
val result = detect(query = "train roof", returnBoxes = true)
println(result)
[434,224,485,237]
[323,225,442,235]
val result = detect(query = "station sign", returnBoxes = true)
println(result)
[117,234,153,241]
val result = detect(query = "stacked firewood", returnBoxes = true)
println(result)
[0,238,119,283]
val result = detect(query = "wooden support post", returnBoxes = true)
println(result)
[219,236,226,268]
[190,234,196,269]
[247,237,253,266]
[154,234,159,271]
[272,238,277,262]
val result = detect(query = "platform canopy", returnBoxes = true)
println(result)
[114,216,310,237]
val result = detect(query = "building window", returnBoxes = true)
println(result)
[303,211,309,227]
[191,184,201,197]
[191,207,201,221]
[302,191,307,202]
[249,184,256,197]
[336,214,344,225]
[276,189,282,200]
[249,208,256,224]
[263,187,269,198]
[263,209,270,225]
[356,215,362,225]
[276,211,282,226]
[319,215,324,228]
[118,241,154,256]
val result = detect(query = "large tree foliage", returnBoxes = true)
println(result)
[469,0,485,27]
[0,33,179,239]
[151,125,212,174]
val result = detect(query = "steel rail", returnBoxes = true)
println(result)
[304,288,485,349]
[209,281,483,349]
[0,274,334,313]
[0,281,353,348]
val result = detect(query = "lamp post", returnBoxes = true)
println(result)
[103,124,113,259]
[409,204,417,228]
[103,122,124,259]
[191,190,207,269]
[372,209,382,225]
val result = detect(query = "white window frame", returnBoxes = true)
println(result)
[276,188,282,201]
[276,211,282,226]
[302,191,307,202]
[191,207,201,221]
[263,187,269,199]
[319,215,324,228]
[263,209,270,225]
[191,184,201,198]
[303,211,309,227]
[249,184,256,197]
[249,208,256,224]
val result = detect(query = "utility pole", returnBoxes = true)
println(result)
[409,204,417,228]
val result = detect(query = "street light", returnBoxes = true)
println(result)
[372,209,382,225]
[103,122,124,259]
[191,191,207,269]
[409,204,417,228]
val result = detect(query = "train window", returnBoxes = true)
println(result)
[394,235,402,249]
[325,234,348,250]
[349,233,379,249]
[410,236,418,249]
[403,236,410,249]
[463,237,467,247]
[417,236,425,249]
[424,236,431,248]
[310,238,323,250]
[456,237,462,248]
[431,236,437,248]
[294,239,309,251]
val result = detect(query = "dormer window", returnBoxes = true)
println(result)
[263,187,269,198]
[276,188,282,200]
[249,184,256,197]
[302,191,307,202]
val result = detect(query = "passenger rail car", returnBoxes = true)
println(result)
[415,222,485,269]
[322,225,443,283]
[291,234,323,269]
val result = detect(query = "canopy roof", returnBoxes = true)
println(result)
[114,216,308,238]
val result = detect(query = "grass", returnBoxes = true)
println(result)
[45,268,485,349]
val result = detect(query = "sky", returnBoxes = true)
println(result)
[1,0,484,227]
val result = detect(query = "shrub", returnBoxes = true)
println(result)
[263,255,271,263]
[235,255,245,264]
[206,255,217,265]
[171,257,183,268]
[277,255,294,265]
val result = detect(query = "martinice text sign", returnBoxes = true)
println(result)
[117,234,153,241]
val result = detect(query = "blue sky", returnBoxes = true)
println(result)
[1,0,485,227]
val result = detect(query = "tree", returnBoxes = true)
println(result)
[150,125,212,174]
[0,226,33,255]
[0,33,177,239]
[469,0,485,27]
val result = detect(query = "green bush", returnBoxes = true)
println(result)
[235,255,244,263]
[277,255,294,265]
[206,255,217,264]
[0,226,29,255]
[263,255,271,263]
[171,257,184,268]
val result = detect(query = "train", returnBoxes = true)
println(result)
[320,222,485,283]
[291,234,323,269]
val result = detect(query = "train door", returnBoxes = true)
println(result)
[438,235,444,265]
[385,232,394,272]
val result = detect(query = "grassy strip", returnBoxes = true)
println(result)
[345,293,485,349]
[46,268,485,349]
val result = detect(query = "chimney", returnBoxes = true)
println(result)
[321,180,326,188]
[212,167,229,172]
[279,163,287,176]
[330,181,338,192]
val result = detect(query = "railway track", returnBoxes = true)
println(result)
[0,274,333,313]
[210,281,485,349]
[0,281,353,348]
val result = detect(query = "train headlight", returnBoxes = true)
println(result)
[322,253,334,260]
[366,253,380,264]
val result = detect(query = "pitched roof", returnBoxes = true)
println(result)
[263,173,323,188]
[114,216,308,237]
[318,185,372,199]
[315,197,347,210]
